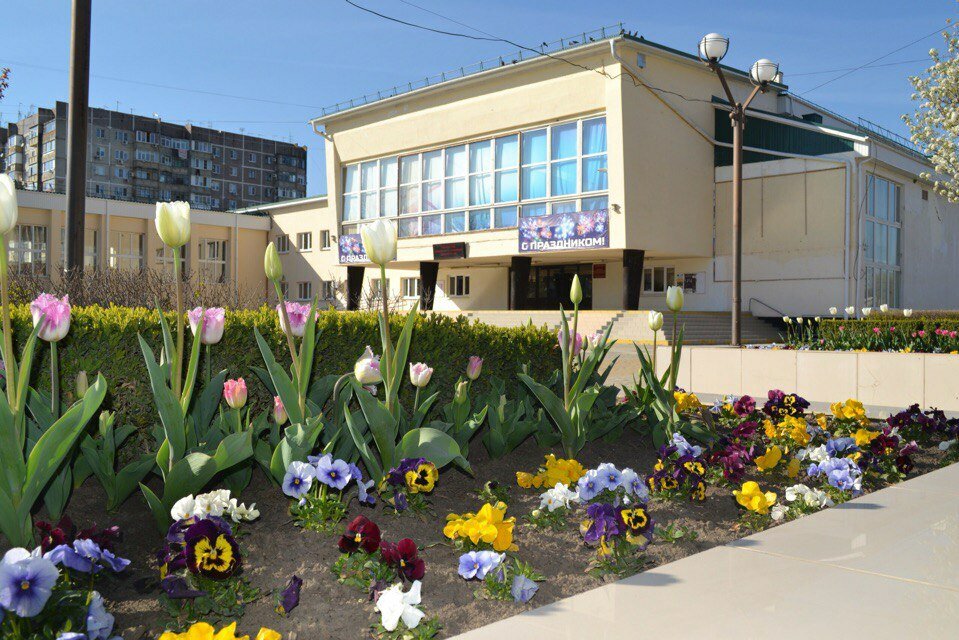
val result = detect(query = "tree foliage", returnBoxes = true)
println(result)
[904,22,959,202]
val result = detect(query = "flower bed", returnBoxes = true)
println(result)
[779,309,959,353]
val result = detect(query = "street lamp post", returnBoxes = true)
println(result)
[698,34,779,346]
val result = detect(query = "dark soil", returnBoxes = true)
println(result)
[62,430,948,640]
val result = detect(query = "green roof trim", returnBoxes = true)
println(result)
[713,107,855,166]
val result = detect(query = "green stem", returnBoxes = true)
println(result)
[380,264,395,414]
[413,387,420,413]
[205,343,211,384]
[50,341,59,418]
[652,330,658,378]
[0,241,15,407]
[173,246,184,398]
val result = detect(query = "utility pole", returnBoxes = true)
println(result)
[64,0,92,274]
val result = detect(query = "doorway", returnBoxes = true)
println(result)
[525,264,593,310]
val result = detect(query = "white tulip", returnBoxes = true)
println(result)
[665,286,684,312]
[354,345,383,384]
[879,304,889,313]
[783,316,792,324]
[828,307,838,315]
[844,306,855,316]
[360,218,398,266]
[796,316,804,324]
[647,310,664,332]
[409,362,433,388]
[155,201,191,248]
[903,308,913,317]
[0,174,18,236]
[862,307,872,317]
[814,316,821,322]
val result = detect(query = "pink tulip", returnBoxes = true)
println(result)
[187,307,226,345]
[273,395,288,425]
[30,293,71,342]
[919,330,926,338]
[224,378,248,409]
[557,328,584,353]
[409,362,434,388]
[466,356,483,381]
[872,327,880,334]
[277,301,312,338]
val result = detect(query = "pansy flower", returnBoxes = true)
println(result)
[338,516,381,554]
[404,461,438,494]
[315,455,352,491]
[276,574,302,616]
[380,538,426,581]
[580,502,620,545]
[184,518,240,579]
[282,461,315,500]
[457,550,503,580]
[618,506,654,548]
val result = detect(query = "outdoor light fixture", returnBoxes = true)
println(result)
[698,33,781,346]
[698,33,729,63]
[750,58,780,86]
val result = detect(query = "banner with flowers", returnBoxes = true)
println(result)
[338,233,368,264]
[518,209,609,253]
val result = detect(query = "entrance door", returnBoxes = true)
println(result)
[526,264,593,310]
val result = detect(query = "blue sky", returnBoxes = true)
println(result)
[1,0,954,196]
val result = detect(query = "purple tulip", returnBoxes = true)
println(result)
[277,301,312,337]
[466,356,483,381]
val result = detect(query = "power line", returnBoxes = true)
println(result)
[796,23,954,95]
[344,0,499,41]
[0,58,324,110]
[789,57,930,77]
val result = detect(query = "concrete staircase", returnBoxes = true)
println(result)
[430,310,782,344]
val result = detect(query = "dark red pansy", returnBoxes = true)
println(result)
[338,516,381,554]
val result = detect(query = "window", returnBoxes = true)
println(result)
[135,131,148,143]
[279,280,288,297]
[9,225,48,275]
[642,266,676,294]
[276,234,290,253]
[320,230,331,250]
[230,167,238,177]
[447,275,470,297]
[154,244,186,274]
[248,152,257,163]
[58,229,99,269]
[370,278,390,298]
[863,175,902,308]
[321,280,335,300]
[198,239,228,283]
[114,150,129,162]
[230,149,238,160]
[247,186,256,196]
[338,116,607,238]
[297,232,313,252]
[109,231,144,270]
[95,128,105,139]
[115,131,129,143]
[297,281,312,301]
[401,277,421,298]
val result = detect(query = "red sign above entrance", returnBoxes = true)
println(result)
[433,242,467,260]
[592,263,606,279]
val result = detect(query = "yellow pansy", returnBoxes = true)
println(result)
[786,457,801,478]
[733,481,777,514]
[754,445,782,471]
[782,415,811,446]
[405,462,439,494]
[853,427,880,448]
[516,455,583,489]
[763,419,778,440]
[673,391,703,413]
[830,399,869,424]
[160,622,261,640]
[515,472,535,488]
[816,414,829,431]
[254,631,281,640]
[443,502,517,552]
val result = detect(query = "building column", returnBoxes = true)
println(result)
[346,266,365,310]
[419,261,439,310]
[509,256,532,310]
[622,249,645,310]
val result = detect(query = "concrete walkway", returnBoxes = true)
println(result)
[452,463,959,639]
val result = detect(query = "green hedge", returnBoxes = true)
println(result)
[12,305,559,433]
[794,317,959,352]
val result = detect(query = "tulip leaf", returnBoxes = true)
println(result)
[517,373,575,451]
[297,297,320,400]
[13,321,43,423]
[139,334,186,462]
[349,378,398,472]
[0,387,24,500]
[254,327,303,426]
[397,427,470,474]
[194,370,228,436]
[22,375,107,512]
[390,302,419,405]
[139,482,169,531]
[155,300,176,374]
[180,317,205,413]
[343,407,383,483]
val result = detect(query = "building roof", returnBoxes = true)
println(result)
[232,194,329,214]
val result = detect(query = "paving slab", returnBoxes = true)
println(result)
[452,463,959,639]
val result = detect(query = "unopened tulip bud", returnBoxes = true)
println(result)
[570,274,583,306]
[75,370,88,399]
[264,242,283,282]
[648,310,664,332]
[224,378,248,410]
[666,286,684,312]
[155,201,191,248]
[273,395,288,425]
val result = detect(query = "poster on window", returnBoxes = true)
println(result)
[518,209,609,253]
[338,233,368,264]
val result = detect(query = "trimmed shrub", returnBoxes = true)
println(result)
[13,305,559,433]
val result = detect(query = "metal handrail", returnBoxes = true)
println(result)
[748,297,785,318]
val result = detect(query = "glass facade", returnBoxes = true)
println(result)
[341,116,608,237]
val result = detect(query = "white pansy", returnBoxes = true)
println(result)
[770,504,788,522]
[375,580,425,632]
[228,499,260,523]
[170,495,196,521]
[939,439,957,451]
[539,482,579,512]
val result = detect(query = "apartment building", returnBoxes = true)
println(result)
[246,27,959,317]
[1,102,308,210]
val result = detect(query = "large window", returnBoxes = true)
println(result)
[340,116,607,238]
[401,277,421,298]
[198,239,228,284]
[155,244,186,275]
[109,231,144,271]
[59,229,100,270]
[643,266,676,294]
[9,225,47,275]
[297,232,313,252]
[863,175,901,308]
[447,275,470,297]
